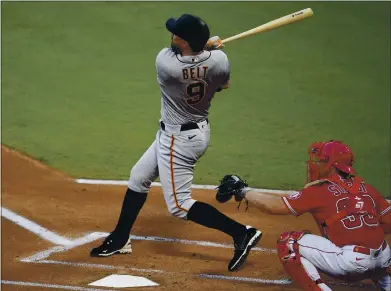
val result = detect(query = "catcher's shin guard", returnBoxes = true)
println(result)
[277,231,326,291]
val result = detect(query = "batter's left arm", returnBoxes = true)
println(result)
[211,50,230,92]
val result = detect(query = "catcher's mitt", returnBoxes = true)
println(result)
[216,174,248,205]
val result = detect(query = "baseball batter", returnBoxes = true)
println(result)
[216,140,391,290]
[91,14,262,272]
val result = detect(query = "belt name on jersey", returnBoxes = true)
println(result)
[182,66,208,80]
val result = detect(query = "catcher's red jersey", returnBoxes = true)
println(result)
[282,179,391,249]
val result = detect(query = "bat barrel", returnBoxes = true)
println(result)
[221,8,314,44]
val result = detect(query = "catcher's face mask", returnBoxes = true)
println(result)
[306,140,356,183]
[306,142,328,183]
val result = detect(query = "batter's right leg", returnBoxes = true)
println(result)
[156,129,261,271]
[90,132,160,257]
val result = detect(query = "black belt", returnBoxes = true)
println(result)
[160,119,208,132]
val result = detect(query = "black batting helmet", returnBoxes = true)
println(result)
[166,14,210,52]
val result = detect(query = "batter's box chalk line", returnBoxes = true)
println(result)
[22,259,376,289]
[20,231,276,262]
[0,280,125,291]
[18,234,377,290]
[1,207,380,289]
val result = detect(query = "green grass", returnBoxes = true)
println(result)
[2,2,390,194]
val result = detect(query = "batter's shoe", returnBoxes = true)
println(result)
[228,226,262,272]
[90,233,132,257]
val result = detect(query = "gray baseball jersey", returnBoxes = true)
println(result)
[128,48,230,219]
[156,48,230,125]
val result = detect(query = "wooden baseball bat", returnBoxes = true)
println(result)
[221,8,314,44]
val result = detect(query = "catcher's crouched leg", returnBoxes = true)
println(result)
[277,231,330,291]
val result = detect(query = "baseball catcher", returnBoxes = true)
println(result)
[216,140,391,290]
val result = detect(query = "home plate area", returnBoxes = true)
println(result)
[19,228,291,287]
[2,210,381,291]
[14,227,378,291]
[2,146,386,291]
[89,275,159,288]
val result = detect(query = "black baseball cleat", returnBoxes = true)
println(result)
[228,226,262,272]
[90,233,132,257]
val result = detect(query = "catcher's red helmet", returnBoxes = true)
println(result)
[306,140,356,182]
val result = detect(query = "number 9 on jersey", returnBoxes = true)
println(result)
[186,80,207,105]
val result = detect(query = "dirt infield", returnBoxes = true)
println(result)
[2,145,389,291]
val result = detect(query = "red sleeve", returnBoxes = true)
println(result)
[281,187,322,216]
[366,185,391,217]
[380,202,391,217]
[377,195,391,233]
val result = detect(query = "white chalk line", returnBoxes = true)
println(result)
[75,179,294,195]
[0,280,124,291]
[198,274,291,285]
[32,259,168,274]
[3,201,383,289]
[21,246,69,262]
[20,231,275,262]
[21,232,108,262]
[2,206,283,287]
[25,259,291,286]
[2,204,274,263]
[100,231,276,253]
[0,207,108,262]
[1,207,73,246]
[22,259,376,289]
[201,274,376,289]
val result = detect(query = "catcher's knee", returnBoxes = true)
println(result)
[277,231,310,258]
[277,231,324,291]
